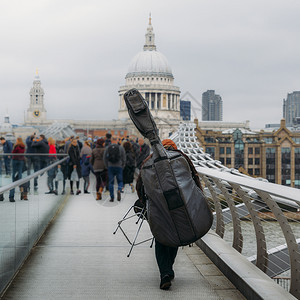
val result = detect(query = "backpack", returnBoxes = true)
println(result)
[106,144,121,163]
[124,88,213,247]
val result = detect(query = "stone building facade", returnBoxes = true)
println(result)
[118,16,181,139]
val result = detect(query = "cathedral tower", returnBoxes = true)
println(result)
[118,15,181,139]
[26,70,47,124]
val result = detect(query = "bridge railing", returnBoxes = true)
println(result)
[0,155,68,296]
[197,166,300,298]
[171,122,300,299]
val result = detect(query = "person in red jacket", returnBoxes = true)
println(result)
[45,137,57,194]
[9,138,26,202]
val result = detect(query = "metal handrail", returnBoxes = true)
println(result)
[172,122,300,299]
[0,153,68,156]
[0,157,68,194]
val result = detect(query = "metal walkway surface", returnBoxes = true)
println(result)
[2,185,245,300]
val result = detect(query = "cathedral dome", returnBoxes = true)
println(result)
[126,50,173,78]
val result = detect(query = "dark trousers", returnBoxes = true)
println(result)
[4,157,11,175]
[95,170,107,192]
[83,176,90,191]
[108,166,123,199]
[155,240,178,278]
[9,160,24,198]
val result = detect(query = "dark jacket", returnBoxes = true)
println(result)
[136,143,150,169]
[68,144,81,178]
[123,150,136,184]
[25,136,36,154]
[12,144,25,161]
[90,145,106,172]
[3,140,13,154]
[103,144,126,168]
[32,138,49,154]
[68,144,81,166]
[81,155,94,177]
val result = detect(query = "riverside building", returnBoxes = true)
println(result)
[195,119,300,189]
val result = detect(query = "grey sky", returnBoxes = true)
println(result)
[1,0,300,129]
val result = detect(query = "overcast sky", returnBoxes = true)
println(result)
[1,0,300,130]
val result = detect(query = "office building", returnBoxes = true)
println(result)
[202,90,223,121]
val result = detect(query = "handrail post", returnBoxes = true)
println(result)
[230,183,268,273]
[255,190,300,299]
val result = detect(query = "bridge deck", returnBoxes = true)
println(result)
[2,185,245,300]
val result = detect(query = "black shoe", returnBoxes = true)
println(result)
[84,190,90,194]
[61,190,65,195]
[45,191,53,194]
[117,190,121,201]
[169,273,175,281]
[109,198,114,202]
[53,190,58,195]
[9,197,15,203]
[70,190,74,195]
[76,190,81,195]
[0,194,4,201]
[160,275,171,290]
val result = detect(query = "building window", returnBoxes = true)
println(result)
[282,147,291,186]
[248,158,253,165]
[266,147,276,183]
[264,138,273,144]
[219,147,224,155]
[206,147,215,159]
[255,158,260,165]
[226,147,231,154]
[226,158,231,165]
[255,168,260,175]
[248,168,253,175]
[220,157,224,164]
[255,147,260,155]
[248,147,253,154]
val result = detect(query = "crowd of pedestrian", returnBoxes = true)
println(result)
[0,132,150,203]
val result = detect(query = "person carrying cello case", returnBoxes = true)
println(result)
[123,88,213,290]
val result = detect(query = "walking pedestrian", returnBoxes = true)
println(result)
[25,133,39,190]
[56,141,67,195]
[136,138,150,169]
[45,137,57,194]
[9,138,27,202]
[104,141,126,202]
[136,139,179,290]
[122,141,136,192]
[0,137,13,177]
[91,138,106,200]
[32,134,49,172]
[67,139,81,195]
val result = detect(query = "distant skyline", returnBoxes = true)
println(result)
[1,0,300,130]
